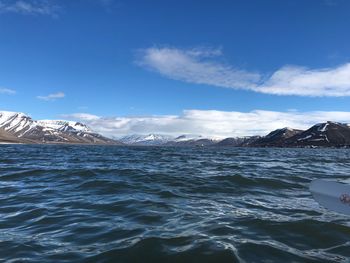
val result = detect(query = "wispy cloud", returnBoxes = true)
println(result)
[64,109,350,138]
[137,47,261,90]
[37,92,65,101]
[0,0,60,16]
[137,47,350,97]
[0,88,16,95]
[62,113,100,121]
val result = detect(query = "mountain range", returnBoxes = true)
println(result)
[118,134,221,147]
[1,111,350,148]
[0,111,121,145]
[118,134,174,146]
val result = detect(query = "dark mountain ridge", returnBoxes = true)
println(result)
[250,128,303,147]
[285,121,350,147]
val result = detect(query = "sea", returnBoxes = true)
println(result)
[1,144,350,262]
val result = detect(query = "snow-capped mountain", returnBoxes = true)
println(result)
[164,134,222,146]
[0,111,37,137]
[37,120,92,133]
[286,121,350,147]
[119,134,174,145]
[0,111,121,144]
[118,133,222,146]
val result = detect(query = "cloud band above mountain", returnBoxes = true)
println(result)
[63,109,350,138]
[137,47,350,97]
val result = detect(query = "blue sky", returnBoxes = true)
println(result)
[1,0,350,137]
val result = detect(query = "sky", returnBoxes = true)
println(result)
[1,0,350,137]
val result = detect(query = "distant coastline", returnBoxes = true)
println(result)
[1,111,350,148]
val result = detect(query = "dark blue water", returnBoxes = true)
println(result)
[1,145,350,262]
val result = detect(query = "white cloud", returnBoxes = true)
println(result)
[37,92,65,101]
[0,88,16,95]
[64,109,350,138]
[137,47,261,90]
[258,64,350,96]
[137,47,350,97]
[0,0,59,16]
[61,113,100,121]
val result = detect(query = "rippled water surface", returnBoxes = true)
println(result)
[1,145,350,262]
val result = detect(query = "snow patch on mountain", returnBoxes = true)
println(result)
[317,123,329,132]
[0,111,37,136]
[38,120,92,133]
